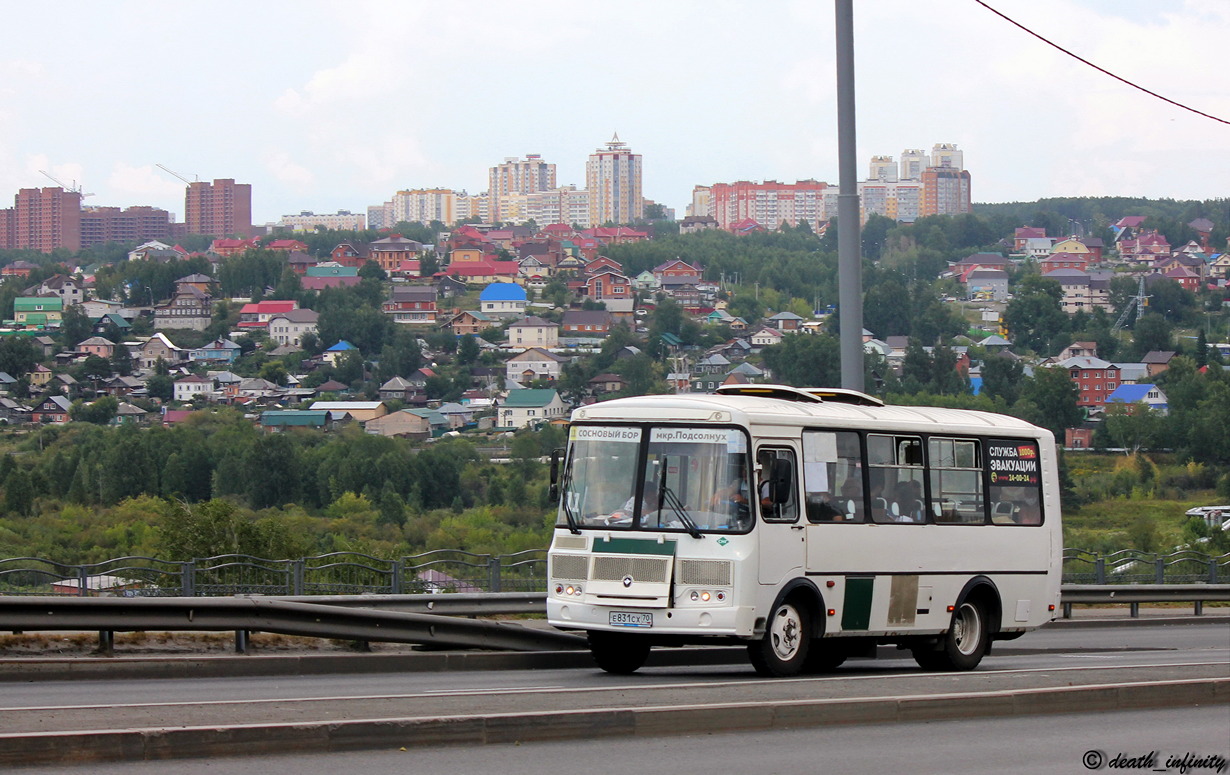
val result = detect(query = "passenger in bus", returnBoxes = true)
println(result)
[892,481,924,522]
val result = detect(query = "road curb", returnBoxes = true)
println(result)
[0,677,1225,766]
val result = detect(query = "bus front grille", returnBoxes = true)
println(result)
[592,556,671,584]
[550,554,589,581]
[677,559,732,586]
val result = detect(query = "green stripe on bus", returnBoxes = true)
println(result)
[592,538,677,556]
[842,577,874,630]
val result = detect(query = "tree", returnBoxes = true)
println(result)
[70,395,118,425]
[59,305,94,348]
[761,334,841,388]
[980,354,1024,404]
[0,336,38,378]
[146,373,173,401]
[1103,404,1162,454]
[457,334,480,365]
[1002,277,1069,355]
[1131,314,1172,358]
[1017,367,1082,438]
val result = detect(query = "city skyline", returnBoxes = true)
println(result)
[1,0,1227,225]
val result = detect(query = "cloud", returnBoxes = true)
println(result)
[107,163,186,202]
[264,151,315,190]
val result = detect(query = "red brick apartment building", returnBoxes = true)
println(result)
[80,205,171,247]
[0,187,82,252]
[185,179,252,237]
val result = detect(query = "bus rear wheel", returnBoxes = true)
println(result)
[912,599,989,671]
[588,630,651,675]
[749,600,811,677]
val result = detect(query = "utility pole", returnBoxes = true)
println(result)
[835,0,864,391]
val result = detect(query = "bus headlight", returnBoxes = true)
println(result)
[684,588,729,605]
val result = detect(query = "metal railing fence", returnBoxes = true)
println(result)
[1,548,1227,597]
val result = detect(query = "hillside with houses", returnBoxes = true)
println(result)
[0,203,1227,559]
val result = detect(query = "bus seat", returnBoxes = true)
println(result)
[992,501,1017,524]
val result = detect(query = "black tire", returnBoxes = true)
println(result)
[912,599,989,671]
[588,630,651,675]
[748,599,811,677]
[803,643,847,673]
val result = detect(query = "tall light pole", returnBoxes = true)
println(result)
[835,0,864,391]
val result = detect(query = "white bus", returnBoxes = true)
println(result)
[546,385,1062,676]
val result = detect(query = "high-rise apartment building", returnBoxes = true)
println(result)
[702,180,830,230]
[930,143,964,170]
[489,154,556,222]
[586,135,643,226]
[391,189,457,226]
[921,166,972,217]
[869,156,898,182]
[79,205,171,247]
[899,149,928,180]
[184,179,252,237]
[0,187,82,253]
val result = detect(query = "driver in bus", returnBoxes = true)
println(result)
[608,481,660,524]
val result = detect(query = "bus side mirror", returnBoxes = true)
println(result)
[770,458,792,504]
[548,447,564,503]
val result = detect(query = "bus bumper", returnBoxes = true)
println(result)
[547,598,756,637]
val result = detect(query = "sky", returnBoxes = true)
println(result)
[1,0,1227,226]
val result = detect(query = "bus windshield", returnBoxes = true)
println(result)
[559,424,753,533]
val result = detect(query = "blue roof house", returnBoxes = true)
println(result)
[479,282,527,318]
[1106,383,1168,416]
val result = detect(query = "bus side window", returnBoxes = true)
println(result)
[802,431,863,523]
[758,448,799,523]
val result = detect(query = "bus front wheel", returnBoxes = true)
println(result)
[749,600,811,677]
[912,599,989,671]
[588,630,651,675]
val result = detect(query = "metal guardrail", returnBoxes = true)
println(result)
[2,549,1229,598]
[1060,583,1230,618]
[0,594,582,653]
[1,584,1226,656]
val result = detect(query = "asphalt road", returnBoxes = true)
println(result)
[0,619,1225,767]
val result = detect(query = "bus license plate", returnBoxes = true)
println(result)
[609,611,652,628]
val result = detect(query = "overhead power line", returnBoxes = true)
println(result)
[974,0,1230,126]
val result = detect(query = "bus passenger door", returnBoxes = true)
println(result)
[756,445,805,585]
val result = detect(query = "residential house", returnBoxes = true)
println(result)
[505,347,567,383]
[1141,351,1176,377]
[444,310,494,337]
[268,308,320,348]
[1056,356,1120,408]
[209,237,260,257]
[963,268,1009,301]
[302,263,361,290]
[584,271,633,310]
[765,311,804,331]
[1050,238,1093,259]
[1045,269,1112,314]
[749,328,784,349]
[307,401,389,423]
[1106,384,1169,416]
[76,336,115,358]
[113,402,151,426]
[435,275,467,299]
[378,376,423,403]
[133,333,182,371]
[1012,228,1046,252]
[287,251,318,275]
[479,282,528,318]
[507,316,559,350]
[153,286,213,330]
[27,275,85,307]
[2,260,39,279]
[1039,252,1092,273]
[330,240,370,267]
[30,395,72,424]
[382,286,437,325]
[1021,237,1055,259]
[266,239,309,253]
[101,375,144,398]
[1118,230,1171,263]
[237,300,298,331]
[587,373,627,395]
[14,296,63,328]
[91,312,132,337]
[174,374,214,403]
[174,274,215,296]
[560,309,613,339]
[188,338,242,365]
[0,397,32,423]
[441,260,520,284]
[363,409,435,439]
[498,389,567,429]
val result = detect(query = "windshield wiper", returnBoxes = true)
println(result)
[559,460,581,534]
[654,461,702,539]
